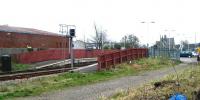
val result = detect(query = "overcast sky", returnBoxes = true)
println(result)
[0,0,200,45]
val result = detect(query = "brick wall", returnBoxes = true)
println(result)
[0,32,69,48]
[13,49,118,64]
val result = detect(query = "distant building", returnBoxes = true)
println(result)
[73,40,86,49]
[85,43,96,49]
[155,35,175,49]
[0,25,69,55]
[73,40,100,49]
[0,25,69,48]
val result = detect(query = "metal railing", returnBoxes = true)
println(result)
[97,48,148,71]
[148,47,180,60]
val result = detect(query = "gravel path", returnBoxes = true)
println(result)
[18,58,196,100]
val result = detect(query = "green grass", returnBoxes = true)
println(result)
[12,63,30,71]
[108,64,200,100]
[0,63,30,73]
[0,57,179,100]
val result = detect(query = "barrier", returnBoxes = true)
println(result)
[13,49,118,64]
[97,48,148,71]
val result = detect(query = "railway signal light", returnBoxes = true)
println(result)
[70,29,75,37]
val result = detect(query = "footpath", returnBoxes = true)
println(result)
[18,58,196,100]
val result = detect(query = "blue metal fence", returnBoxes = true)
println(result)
[148,47,180,60]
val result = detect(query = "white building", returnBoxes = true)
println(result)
[73,40,86,49]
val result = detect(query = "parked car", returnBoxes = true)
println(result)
[192,51,198,57]
[180,51,193,57]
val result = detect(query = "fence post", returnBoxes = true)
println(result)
[97,55,101,71]
[136,49,139,59]
[120,51,122,63]
[138,49,140,58]
[98,62,101,71]
[112,53,115,69]
[141,49,144,58]
[133,49,136,60]
[126,50,128,61]
[103,55,108,70]
[131,49,133,60]
[153,47,156,58]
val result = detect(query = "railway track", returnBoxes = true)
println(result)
[0,61,97,81]
[0,67,74,81]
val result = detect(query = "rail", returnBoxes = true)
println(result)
[0,61,97,81]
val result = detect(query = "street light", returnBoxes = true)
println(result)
[164,30,175,51]
[176,33,185,51]
[195,33,197,49]
[180,33,194,51]
[140,21,155,46]
[184,36,192,51]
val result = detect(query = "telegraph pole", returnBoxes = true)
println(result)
[140,21,155,46]
[195,33,197,48]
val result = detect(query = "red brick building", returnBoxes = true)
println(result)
[0,25,69,48]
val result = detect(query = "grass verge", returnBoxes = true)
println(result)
[0,57,180,100]
[108,64,200,100]
[0,63,30,73]
[12,63,30,71]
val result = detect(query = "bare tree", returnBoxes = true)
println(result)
[91,23,107,49]
[180,40,189,51]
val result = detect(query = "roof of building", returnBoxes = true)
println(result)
[0,25,66,37]
[74,40,85,43]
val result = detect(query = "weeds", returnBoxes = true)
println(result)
[0,57,177,100]
[108,64,200,100]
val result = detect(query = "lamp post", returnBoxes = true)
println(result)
[177,33,184,51]
[164,30,175,51]
[140,21,155,58]
[195,33,197,49]
[140,21,155,46]
[184,36,192,51]
[164,29,175,58]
